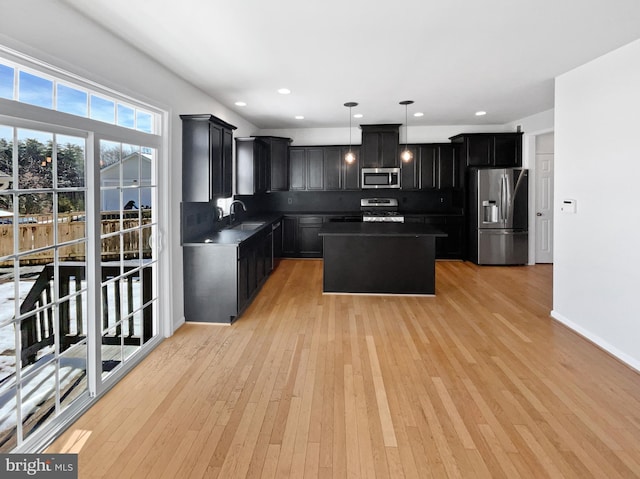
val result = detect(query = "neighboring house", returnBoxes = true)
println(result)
[99,152,152,211]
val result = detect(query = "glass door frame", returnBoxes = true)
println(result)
[0,97,170,451]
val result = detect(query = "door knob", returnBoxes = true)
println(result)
[536,212,542,216]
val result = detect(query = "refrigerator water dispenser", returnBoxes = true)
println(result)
[482,201,498,223]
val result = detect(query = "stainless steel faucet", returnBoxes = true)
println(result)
[229,199,247,224]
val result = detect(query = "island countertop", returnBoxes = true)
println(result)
[318,222,448,237]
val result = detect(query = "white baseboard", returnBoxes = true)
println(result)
[550,310,640,373]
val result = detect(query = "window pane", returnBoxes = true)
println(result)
[136,110,153,133]
[57,134,85,188]
[0,386,17,452]
[59,342,88,409]
[57,284,86,355]
[0,65,14,100]
[90,95,115,124]
[58,193,86,245]
[17,195,53,253]
[122,144,140,188]
[0,315,17,388]
[0,259,16,325]
[18,71,53,109]
[0,195,13,254]
[101,325,122,379]
[117,104,135,129]
[59,241,86,265]
[56,84,88,117]
[17,129,53,190]
[101,235,121,262]
[0,125,13,187]
[21,362,57,441]
[99,140,120,169]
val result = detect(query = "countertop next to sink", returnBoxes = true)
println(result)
[182,214,282,245]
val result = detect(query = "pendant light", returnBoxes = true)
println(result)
[344,102,358,163]
[399,100,414,162]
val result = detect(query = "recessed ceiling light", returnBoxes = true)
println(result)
[475,110,487,116]
[353,113,363,118]
[413,112,424,117]
[234,101,247,107]
[295,115,304,120]
[277,88,291,95]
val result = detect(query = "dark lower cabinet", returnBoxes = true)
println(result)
[184,225,275,324]
[402,215,464,259]
[281,215,323,258]
[298,216,323,256]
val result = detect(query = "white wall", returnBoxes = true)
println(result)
[1,0,260,334]
[553,39,640,370]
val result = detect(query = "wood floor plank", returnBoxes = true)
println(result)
[46,260,640,478]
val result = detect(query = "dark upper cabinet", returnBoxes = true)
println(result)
[400,145,418,189]
[361,124,400,168]
[307,148,324,190]
[222,129,233,197]
[437,144,457,188]
[289,147,324,191]
[181,114,236,202]
[323,147,342,190]
[235,137,268,195]
[236,136,291,194]
[419,145,437,189]
[324,146,361,190]
[341,146,360,190]
[289,147,306,190]
[450,133,522,167]
[262,136,291,191]
[400,144,455,190]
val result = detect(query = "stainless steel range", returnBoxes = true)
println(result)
[361,198,405,223]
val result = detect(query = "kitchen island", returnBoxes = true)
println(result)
[318,222,447,295]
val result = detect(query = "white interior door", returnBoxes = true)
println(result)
[535,132,554,263]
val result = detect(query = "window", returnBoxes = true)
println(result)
[0,57,156,134]
[0,45,165,453]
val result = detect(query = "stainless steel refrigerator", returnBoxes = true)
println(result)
[468,168,528,265]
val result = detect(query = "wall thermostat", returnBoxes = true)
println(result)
[561,199,577,214]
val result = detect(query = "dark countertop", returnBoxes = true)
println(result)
[277,211,463,217]
[319,222,447,237]
[182,214,282,245]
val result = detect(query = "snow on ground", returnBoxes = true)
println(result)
[0,276,143,441]
[0,357,86,435]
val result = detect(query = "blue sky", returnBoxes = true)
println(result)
[0,62,153,134]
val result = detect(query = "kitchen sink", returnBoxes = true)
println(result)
[227,221,265,231]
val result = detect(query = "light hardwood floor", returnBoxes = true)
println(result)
[48,259,640,478]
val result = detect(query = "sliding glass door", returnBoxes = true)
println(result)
[0,123,160,452]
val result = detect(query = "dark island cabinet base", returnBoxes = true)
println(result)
[323,235,437,294]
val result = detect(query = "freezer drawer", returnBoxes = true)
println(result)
[477,230,528,265]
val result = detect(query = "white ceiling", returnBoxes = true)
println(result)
[62,0,640,129]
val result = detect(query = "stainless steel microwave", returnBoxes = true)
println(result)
[361,167,401,189]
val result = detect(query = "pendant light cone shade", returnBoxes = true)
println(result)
[344,102,358,163]
[400,100,414,162]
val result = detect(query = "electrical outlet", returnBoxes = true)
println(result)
[287,197,293,205]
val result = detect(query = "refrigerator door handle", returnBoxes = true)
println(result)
[510,169,527,208]
[500,175,508,221]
